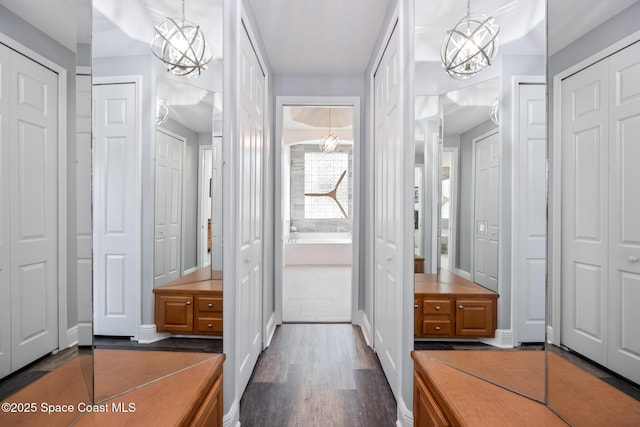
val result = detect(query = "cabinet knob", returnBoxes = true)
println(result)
[435,326,441,331]
[414,304,419,309]
[629,256,639,263]
[208,303,213,308]
[435,306,441,310]
[208,323,212,328]
[186,301,191,305]
[458,305,464,309]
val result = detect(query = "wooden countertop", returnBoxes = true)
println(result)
[153,267,223,294]
[412,351,565,426]
[415,269,498,297]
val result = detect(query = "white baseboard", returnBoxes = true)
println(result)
[78,322,93,346]
[396,396,413,427]
[546,325,555,344]
[455,269,472,280]
[66,325,78,347]
[136,324,170,344]
[264,312,276,347]
[223,398,240,427]
[359,310,373,347]
[183,266,199,275]
[479,329,514,348]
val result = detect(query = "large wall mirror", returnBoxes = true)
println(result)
[414,0,547,403]
[91,0,223,402]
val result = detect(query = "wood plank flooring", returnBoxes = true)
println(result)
[240,324,397,427]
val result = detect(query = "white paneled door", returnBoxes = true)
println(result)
[154,129,184,287]
[516,82,547,343]
[473,131,499,292]
[0,44,59,376]
[562,40,640,383]
[237,23,264,395]
[93,82,139,336]
[373,25,401,398]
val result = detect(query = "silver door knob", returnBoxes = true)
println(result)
[629,256,639,263]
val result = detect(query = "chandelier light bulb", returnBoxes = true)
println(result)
[441,0,499,80]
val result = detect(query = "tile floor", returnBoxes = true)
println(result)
[282,266,351,322]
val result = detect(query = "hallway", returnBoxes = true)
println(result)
[240,324,396,427]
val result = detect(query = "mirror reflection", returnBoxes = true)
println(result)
[414,0,547,403]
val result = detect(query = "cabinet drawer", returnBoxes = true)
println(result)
[197,318,223,334]
[198,296,223,313]
[422,320,451,336]
[423,300,451,315]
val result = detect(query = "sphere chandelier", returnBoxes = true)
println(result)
[441,0,499,80]
[151,0,212,77]
[319,108,340,154]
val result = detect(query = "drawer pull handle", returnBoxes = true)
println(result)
[435,326,441,331]
[186,301,191,305]
[435,306,441,310]
[458,305,464,309]
[208,303,213,308]
[208,323,213,328]
[414,304,418,309]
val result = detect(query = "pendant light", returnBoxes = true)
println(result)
[319,108,340,154]
[151,0,212,77]
[441,0,499,80]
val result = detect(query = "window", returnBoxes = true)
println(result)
[304,152,349,219]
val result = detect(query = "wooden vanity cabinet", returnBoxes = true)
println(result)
[414,371,450,427]
[153,275,223,336]
[415,271,498,338]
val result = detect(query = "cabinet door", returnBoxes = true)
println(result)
[156,295,193,333]
[455,299,494,337]
[190,375,222,427]
[414,372,450,427]
[415,298,421,337]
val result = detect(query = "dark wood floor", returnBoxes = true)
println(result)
[240,324,397,427]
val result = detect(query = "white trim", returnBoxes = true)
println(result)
[510,75,546,346]
[66,326,78,348]
[77,322,93,347]
[550,29,640,347]
[359,311,373,348]
[480,329,515,348]
[0,31,69,352]
[264,312,276,348]
[92,75,142,338]
[197,144,214,269]
[136,324,170,344]
[441,147,459,273]
[454,268,472,281]
[396,396,413,427]
[223,398,240,427]
[76,65,91,75]
[274,95,361,326]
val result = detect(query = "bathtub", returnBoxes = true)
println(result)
[284,232,352,265]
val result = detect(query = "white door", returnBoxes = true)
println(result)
[607,41,640,384]
[154,129,183,287]
[561,59,609,365]
[237,24,264,394]
[198,146,213,269]
[0,43,11,378]
[516,83,547,343]
[473,131,499,291]
[1,47,59,372]
[93,82,140,336]
[373,25,401,398]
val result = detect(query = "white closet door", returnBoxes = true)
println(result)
[0,44,11,378]
[561,59,609,365]
[237,23,264,395]
[154,129,183,287]
[473,131,499,292]
[374,25,401,398]
[608,40,640,384]
[9,49,59,371]
[516,83,547,342]
[93,82,139,336]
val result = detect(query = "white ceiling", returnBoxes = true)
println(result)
[247,0,390,74]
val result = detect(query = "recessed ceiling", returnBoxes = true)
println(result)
[247,0,390,74]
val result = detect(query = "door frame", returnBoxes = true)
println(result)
[470,129,499,287]
[274,95,361,325]
[549,30,640,346]
[92,75,142,338]
[441,146,459,274]
[197,144,213,269]
[0,32,68,350]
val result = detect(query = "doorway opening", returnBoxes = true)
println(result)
[275,98,361,324]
